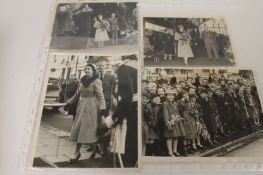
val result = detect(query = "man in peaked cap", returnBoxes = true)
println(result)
[111,55,138,167]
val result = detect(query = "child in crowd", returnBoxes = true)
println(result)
[163,88,186,157]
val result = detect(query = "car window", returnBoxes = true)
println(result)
[50,79,59,86]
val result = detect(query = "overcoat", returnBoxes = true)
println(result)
[162,101,186,138]
[244,93,258,119]
[236,94,249,121]
[68,79,106,143]
[178,101,198,139]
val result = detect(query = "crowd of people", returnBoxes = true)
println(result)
[145,23,231,65]
[60,56,138,167]
[55,3,138,48]
[142,71,262,157]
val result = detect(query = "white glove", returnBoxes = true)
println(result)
[104,115,114,128]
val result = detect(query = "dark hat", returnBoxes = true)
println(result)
[165,88,177,94]
[85,63,98,74]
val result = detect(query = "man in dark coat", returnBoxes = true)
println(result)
[112,55,138,167]
[224,84,240,130]
[198,88,220,145]
[212,88,230,135]
[190,27,200,57]
[73,4,94,47]
[62,75,79,121]
[201,24,219,60]
[55,4,75,36]
[236,88,250,130]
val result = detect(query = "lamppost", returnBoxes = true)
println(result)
[64,58,70,102]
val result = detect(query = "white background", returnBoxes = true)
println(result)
[0,0,263,175]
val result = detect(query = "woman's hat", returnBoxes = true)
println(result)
[165,88,177,94]
[85,63,98,72]
[178,25,183,29]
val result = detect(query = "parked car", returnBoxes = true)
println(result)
[44,77,64,111]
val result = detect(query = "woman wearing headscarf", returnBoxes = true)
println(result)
[66,63,106,162]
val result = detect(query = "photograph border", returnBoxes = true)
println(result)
[46,0,139,54]
[25,51,142,170]
[140,15,238,68]
[141,66,263,163]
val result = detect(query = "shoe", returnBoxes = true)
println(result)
[168,153,175,157]
[196,144,204,150]
[173,151,181,157]
[89,152,96,159]
[192,145,197,151]
[69,153,81,163]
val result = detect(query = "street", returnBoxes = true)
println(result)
[41,108,73,132]
[224,137,263,157]
[34,108,96,166]
[34,108,121,168]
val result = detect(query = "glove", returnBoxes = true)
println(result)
[100,109,106,117]
[104,116,114,128]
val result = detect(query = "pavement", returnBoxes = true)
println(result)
[33,108,129,168]
[200,128,263,157]
[224,137,263,157]
[33,124,103,167]
[49,36,138,54]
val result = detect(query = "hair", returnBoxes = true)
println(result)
[151,94,161,100]
[157,87,165,94]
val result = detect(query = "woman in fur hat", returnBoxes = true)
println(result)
[66,63,106,162]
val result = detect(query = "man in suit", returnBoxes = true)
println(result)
[97,60,117,157]
[98,61,117,116]
[201,24,219,60]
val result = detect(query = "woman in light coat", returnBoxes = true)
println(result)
[174,25,194,65]
[66,63,106,162]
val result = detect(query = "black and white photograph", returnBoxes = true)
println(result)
[50,1,138,53]
[143,17,235,67]
[31,53,139,168]
[142,68,263,158]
